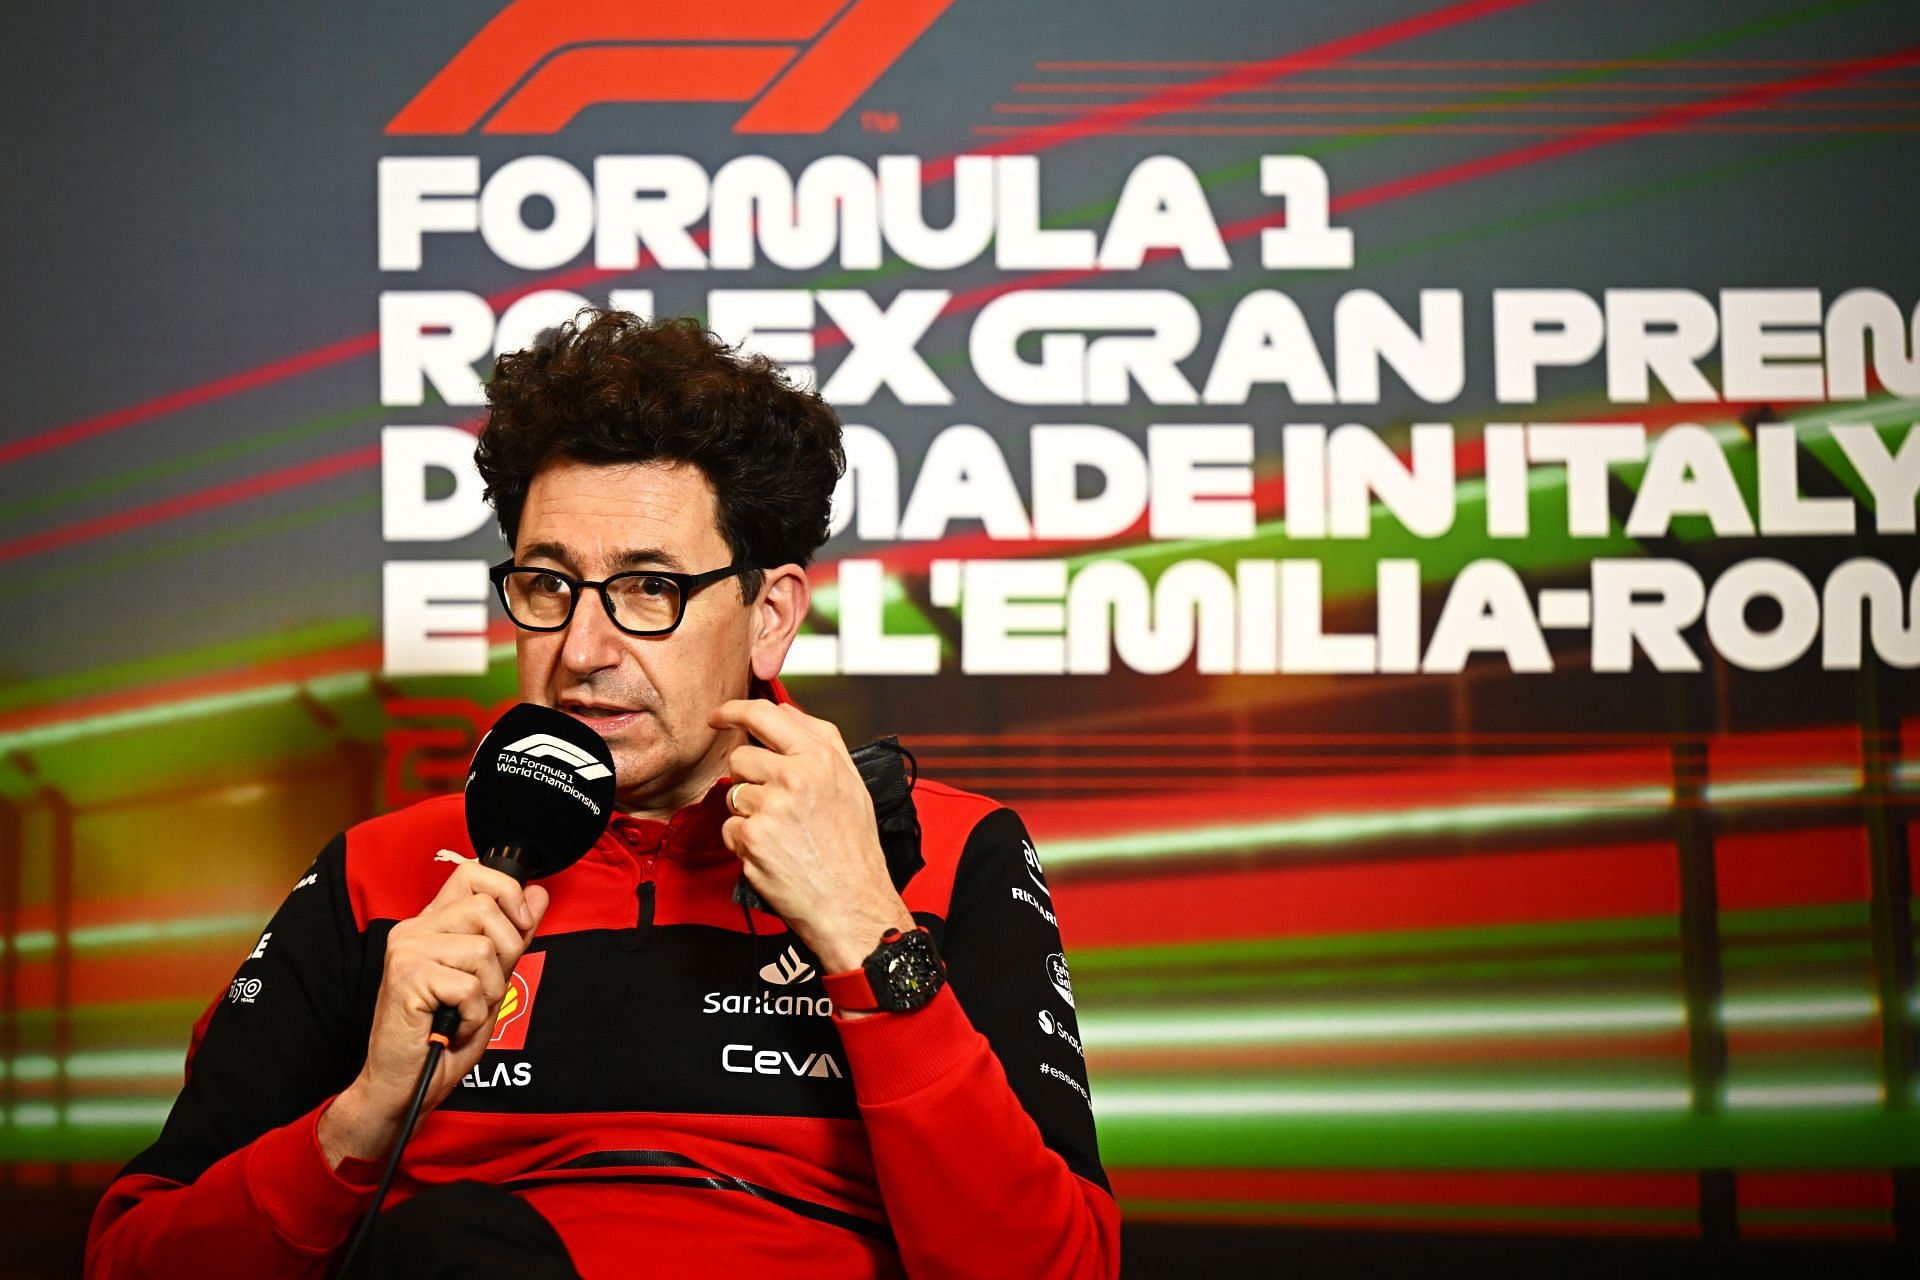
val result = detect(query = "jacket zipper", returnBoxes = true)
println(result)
[623,861,657,951]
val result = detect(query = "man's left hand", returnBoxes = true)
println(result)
[710,700,915,975]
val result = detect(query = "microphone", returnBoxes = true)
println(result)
[464,701,619,886]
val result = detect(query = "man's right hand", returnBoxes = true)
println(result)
[318,861,548,1168]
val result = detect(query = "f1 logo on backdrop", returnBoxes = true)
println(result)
[389,0,955,136]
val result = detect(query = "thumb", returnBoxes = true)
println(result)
[522,883,551,938]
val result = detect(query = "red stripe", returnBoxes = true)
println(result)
[1034,59,1874,72]
[0,445,381,565]
[0,333,379,469]
[0,414,482,567]
[1055,842,1679,948]
[1012,79,1920,93]
[1715,828,1872,912]
[990,99,1920,113]
[1739,1172,1895,1211]
[1322,45,1920,216]
[975,123,1920,137]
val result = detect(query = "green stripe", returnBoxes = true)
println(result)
[11,491,382,594]
[0,401,394,524]
[1721,904,1870,938]
[0,613,374,715]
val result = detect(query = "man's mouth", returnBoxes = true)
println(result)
[559,700,645,733]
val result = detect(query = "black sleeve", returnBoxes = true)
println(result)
[120,835,374,1185]
[936,806,1108,1192]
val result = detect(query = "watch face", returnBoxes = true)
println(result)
[871,930,945,1011]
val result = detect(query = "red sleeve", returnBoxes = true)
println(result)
[836,989,1120,1279]
[85,1098,384,1279]
[834,800,1121,1279]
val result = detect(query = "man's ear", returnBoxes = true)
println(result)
[749,565,810,683]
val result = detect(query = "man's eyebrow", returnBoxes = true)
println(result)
[614,547,688,572]
[518,541,579,570]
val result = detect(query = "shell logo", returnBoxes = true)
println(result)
[488,951,548,1051]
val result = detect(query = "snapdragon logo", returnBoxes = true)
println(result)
[1037,1008,1084,1059]
[502,733,613,780]
[723,1044,844,1079]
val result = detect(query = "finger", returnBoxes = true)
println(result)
[426,861,535,929]
[425,895,527,972]
[710,699,810,753]
[727,743,782,784]
[726,781,763,817]
[410,932,509,1006]
[417,964,493,1041]
[721,815,748,856]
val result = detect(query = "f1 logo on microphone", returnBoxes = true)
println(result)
[389,0,954,136]
[502,733,613,780]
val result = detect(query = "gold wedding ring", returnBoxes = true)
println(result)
[727,781,750,815]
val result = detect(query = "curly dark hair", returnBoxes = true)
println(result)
[476,309,845,602]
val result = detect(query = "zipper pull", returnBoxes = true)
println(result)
[622,879,656,951]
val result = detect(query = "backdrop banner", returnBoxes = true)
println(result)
[5,0,1920,1260]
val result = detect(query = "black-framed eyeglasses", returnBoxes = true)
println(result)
[490,559,757,637]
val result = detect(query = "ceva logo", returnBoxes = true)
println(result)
[502,733,613,780]
[389,0,956,137]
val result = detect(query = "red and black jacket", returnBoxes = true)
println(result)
[86,737,1119,1277]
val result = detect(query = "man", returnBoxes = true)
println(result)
[85,311,1120,1278]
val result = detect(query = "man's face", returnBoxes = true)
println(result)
[511,458,757,815]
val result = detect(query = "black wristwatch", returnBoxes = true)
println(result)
[823,926,946,1013]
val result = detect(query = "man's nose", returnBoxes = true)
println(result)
[561,588,627,675]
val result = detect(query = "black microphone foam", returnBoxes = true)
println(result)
[464,702,617,883]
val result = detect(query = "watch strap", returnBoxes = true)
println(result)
[822,964,882,1013]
